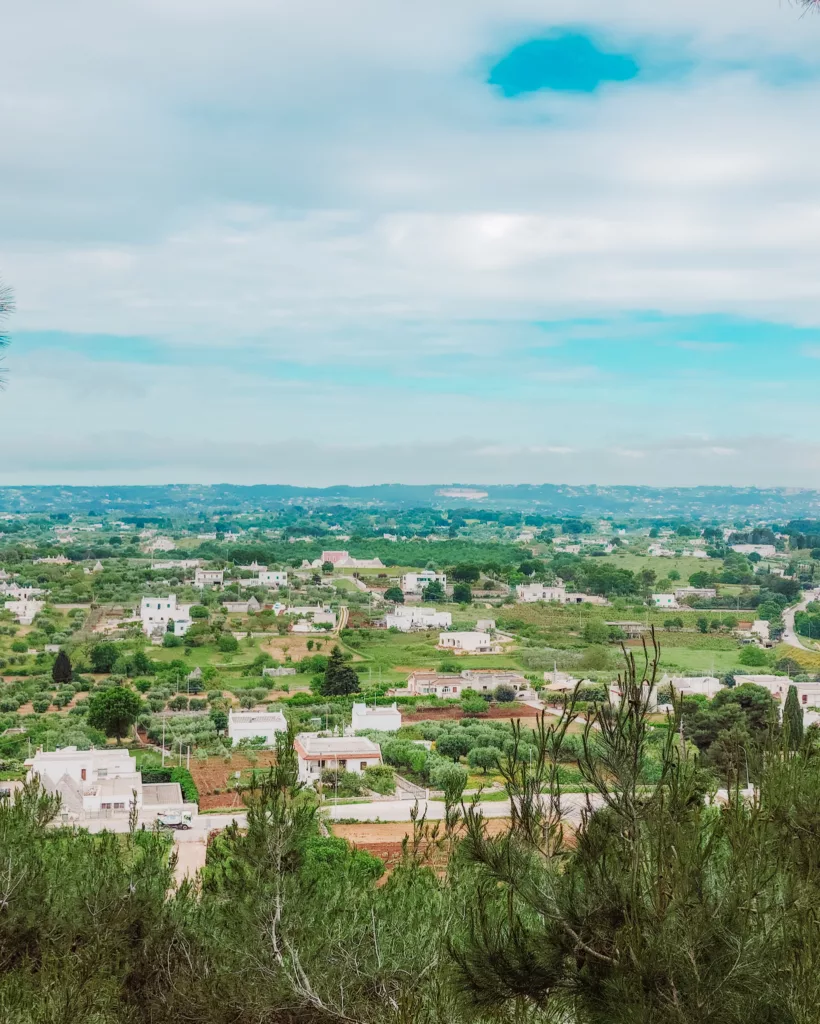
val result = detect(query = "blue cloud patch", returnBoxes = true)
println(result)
[489,32,639,96]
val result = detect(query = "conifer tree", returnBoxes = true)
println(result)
[784,682,804,750]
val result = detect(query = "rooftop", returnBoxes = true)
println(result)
[296,734,381,757]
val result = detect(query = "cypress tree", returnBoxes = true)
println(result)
[784,683,804,750]
[51,649,72,685]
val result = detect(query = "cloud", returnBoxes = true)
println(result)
[1,0,820,482]
[487,32,639,96]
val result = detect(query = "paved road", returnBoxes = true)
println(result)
[782,589,820,650]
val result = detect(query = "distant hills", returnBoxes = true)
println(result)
[1,483,820,519]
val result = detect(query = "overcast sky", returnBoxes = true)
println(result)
[2,0,820,486]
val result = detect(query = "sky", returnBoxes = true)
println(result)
[3,0,820,487]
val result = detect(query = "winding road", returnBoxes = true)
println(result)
[781,588,820,650]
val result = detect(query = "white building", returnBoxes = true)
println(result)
[675,587,717,600]
[258,570,288,588]
[295,734,382,783]
[385,606,452,632]
[227,709,288,747]
[652,594,679,609]
[147,537,176,552]
[751,620,770,642]
[291,607,337,633]
[648,544,675,557]
[5,598,44,625]
[223,596,261,615]
[516,581,607,605]
[194,568,224,588]
[437,631,500,653]
[351,702,402,733]
[608,682,659,712]
[661,674,724,699]
[400,570,447,595]
[25,746,187,820]
[139,595,193,638]
[405,669,528,699]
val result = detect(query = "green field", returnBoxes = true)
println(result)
[591,551,723,581]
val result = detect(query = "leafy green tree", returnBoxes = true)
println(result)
[696,616,708,633]
[190,605,209,619]
[784,684,804,750]
[467,746,501,773]
[89,642,118,673]
[218,633,240,653]
[583,619,610,645]
[321,560,334,574]
[210,709,228,734]
[494,684,516,703]
[451,564,480,583]
[86,686,142,743]
[383,586,404,603]
[422,580,445,602]
[320,645,360,696]
[51,649,72,685]
[452,582,472,604]
[739,644,768,666]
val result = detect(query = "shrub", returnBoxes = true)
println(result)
[320,769,363,797]
[31,698,51,714]
[494,684,516,703]
[362,764,396,795]
[168,696,189,711]
[10,641,27,653]
[218,634,240,653]
[739,645,768,667]
[170,767,199,803]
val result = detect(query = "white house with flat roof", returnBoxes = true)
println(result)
[258,570,288,588]
[401,571,447,595]
[437,631,500,654]
[385,606,452,632]
[228,709,288,747]
[295,734,382,784]
[652,594,679,609]
[351,702,401,733]
[661,674,723,699]
[140,595,192,638]
[194,568,224,588]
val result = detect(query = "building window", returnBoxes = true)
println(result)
[360,762,367,771]
[101,802,112,809]
[114,802,125,810]
[338,760,347,770]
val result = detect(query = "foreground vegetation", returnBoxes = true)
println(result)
[3,638,820,1022]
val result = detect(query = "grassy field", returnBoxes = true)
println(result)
[591,551,723,581]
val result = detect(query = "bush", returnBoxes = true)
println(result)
[170,767,199,803]
[10,641,27,653]
[494,684,516,703]
[218,634,240,653]
[168,696,189,711]
[163,633,183,648]
[739,645,768,667]
[362,764,396,795]
[320,769,363,797]
[31,698,51,714]
[189,699,207,711]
